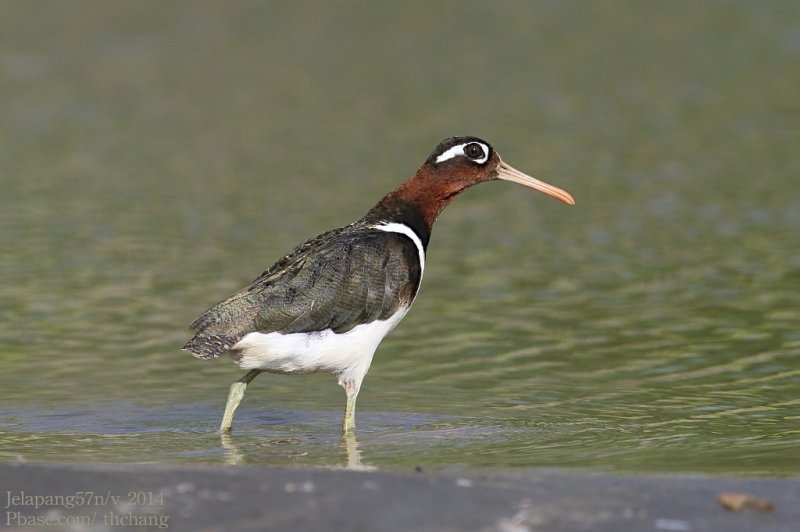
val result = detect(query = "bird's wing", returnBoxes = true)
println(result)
[183,226,422,359]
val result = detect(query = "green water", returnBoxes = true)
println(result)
[1,1,799,476]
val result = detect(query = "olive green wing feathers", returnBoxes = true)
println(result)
[183,228,421,360]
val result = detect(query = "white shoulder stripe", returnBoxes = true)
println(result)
[371,222,425,278]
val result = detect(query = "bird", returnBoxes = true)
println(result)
[183,136,575,435]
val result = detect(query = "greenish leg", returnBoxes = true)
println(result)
[342,394,357,436]
[219,369,261,434]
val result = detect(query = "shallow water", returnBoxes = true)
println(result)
[1,2,799,476]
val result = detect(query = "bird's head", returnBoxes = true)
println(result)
[423,136,575,205]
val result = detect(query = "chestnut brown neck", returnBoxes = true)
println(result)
[361,165,490,246]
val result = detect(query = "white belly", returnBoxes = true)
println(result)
[230,308,408,378]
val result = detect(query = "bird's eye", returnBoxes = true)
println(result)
[464,143,485,160]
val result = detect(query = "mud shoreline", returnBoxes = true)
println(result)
[1,462,797,531]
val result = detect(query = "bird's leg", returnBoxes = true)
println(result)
[341,380,359,436]
[219,369,261,434]
[342,394,357,435]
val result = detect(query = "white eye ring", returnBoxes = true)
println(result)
[435,142,489,165]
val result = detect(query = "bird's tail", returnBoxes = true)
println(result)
[183,333,238,360]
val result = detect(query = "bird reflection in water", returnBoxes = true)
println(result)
[219,432,373,470]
